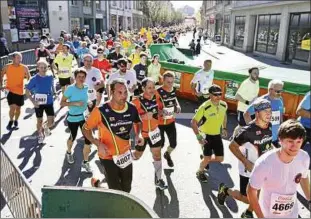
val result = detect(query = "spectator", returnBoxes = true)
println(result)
[148,54,161,85]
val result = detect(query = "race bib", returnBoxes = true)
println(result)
[200,83,210,95]
[163,107,175,119]
[87,89,96,101]
[59,67,70,75]
[35,94,47,105]
[270,193,296,216]
[271,111,281,125]
[112,150,132,169]
[148,128,161,145]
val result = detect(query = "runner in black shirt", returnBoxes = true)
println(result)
[107,44,123,69]
[217,99,274,218]
[133,53,148,96]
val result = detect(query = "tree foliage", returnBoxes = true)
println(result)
[145,1,185,27]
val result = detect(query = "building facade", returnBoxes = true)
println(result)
[202,0,311,66]
[132,0,144,30]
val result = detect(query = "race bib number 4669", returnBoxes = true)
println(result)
[112,150,132,169]
[270,193,295,216]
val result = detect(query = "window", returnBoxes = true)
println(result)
[16,0,39,6]
[225,0,231,5]
[256,14,281,54]
[112,1,117,7]
[70,0,78,6]
[234,16,246,48]
[287,12,311,62]
[224,15,230,45]
[216,0,223,5]
[96,0,100,9]
[83,0,91,7]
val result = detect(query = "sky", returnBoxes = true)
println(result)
[171,1,203,12]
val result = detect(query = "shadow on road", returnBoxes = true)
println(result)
[54,138,96,187]
[17,132,45,179]
[23,107,35,120]
[153,169,180,218]
[198,162,239,217]
[1,130,13,145]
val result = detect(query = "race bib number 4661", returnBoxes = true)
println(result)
[270,193,296,216]
[112,150,132,169]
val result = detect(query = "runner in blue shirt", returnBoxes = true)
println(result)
[60,69,92,173]
[25,60,55,144]
[244,79,284,147]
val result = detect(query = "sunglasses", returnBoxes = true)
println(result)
[212,93,222,96]
[274,90,283,94]
[84,59,92,62]
[97,52,104,54]
[120,65,126,68]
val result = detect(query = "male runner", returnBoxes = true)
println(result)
[247,119,310,218]
[82,78,144,192]
[191,85,227,182]
[1,52,31,130]
[217,99,273,218]
[132,78,168,190]
[133,53,148,96]
[156,72,181,167]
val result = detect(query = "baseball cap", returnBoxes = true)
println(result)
[253,99,271,112]
[208,85,222,95]
[63,43,70,49]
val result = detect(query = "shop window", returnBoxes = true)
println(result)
[234,16,245,48]
[256,14,281,55]
[96,0,100,9]
[83,0,91,7]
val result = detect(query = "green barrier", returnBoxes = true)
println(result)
[176,48,194,59]
[158,61,310,95]
[149,44,191,62]
[41,186,158,218]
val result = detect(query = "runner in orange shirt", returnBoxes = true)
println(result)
[1,52,31,130]
[156,72,181,167]
[132,77,168,190]
[82,78,144,192]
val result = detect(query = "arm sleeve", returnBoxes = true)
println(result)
[233,128,248,146]
[63,86,72,98]
[193,104,205,122]
[26,77,35,91]
[299,93,311,110]
[84,107,102,130]
[190,72,199,84]
[302,153,310,178]
[246,104,256,116]
[249,159,267,190]
[236,81,247,97]
[132,106,142,123]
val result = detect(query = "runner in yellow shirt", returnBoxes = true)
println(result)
[129,45,142,66]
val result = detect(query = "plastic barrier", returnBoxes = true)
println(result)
[41,186,158,218]
[0,147,41,218]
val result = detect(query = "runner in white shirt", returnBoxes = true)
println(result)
[191,59,214,105]
[247,119,310,218]
[232,67,260,138]
[82,54,105,112]
[107,58,137,101]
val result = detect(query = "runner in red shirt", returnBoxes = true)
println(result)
[106,34,114,50]
[92,47,111,81]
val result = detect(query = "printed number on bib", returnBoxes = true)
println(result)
[149,128,161,145]
[163,107,175,119]
[270,193,295,216]
[88,89,96,100]
[113,150,132,169]
[59,67,70,75]
[35,94,47,105]
[271,111,281,125]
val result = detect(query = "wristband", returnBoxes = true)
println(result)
[245,100,250,105]
[196,134,203,141]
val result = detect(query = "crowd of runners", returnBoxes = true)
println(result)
[0,25,310,218]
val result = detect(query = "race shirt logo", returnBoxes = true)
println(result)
[294,173,302,183]
[109,117,115,122]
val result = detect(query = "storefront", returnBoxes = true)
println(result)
[234,16,245,48]
[255,14,281,55]
[286,12,310,63]
[223,15,230,45]
[7,0,49,43]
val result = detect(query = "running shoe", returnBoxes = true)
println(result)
[38,133,45,144]
[13,120,18,128]
[91,178,100,188]
[199,155,210,171]
[6,121,13,131]
[164,152,174,167]
[155,179,168,190]
[82,161,93,173]
[66,153,74,164]
[241,209,254,218]
[196,171,208,183]
[217,183,229,206]
[43,125,51,136]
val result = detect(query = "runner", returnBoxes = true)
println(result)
[52,43,75,94]
[247,119,310,218]
[92,47,112,81]
[232,67,260,138]
[46,39,57,77]
[217,99,273,218]
[132,78,168,190]
[191,85,227,182]
[148,54,162,85]
[107,43,123,69]
[60,69,92,172]
[244,79,284,147]
[190,60,214,105]
[81,54,105,113]
[82,78,144,192]
[25,60,55,144]
[133,53,148,96]
[35,42,51,62]
[0,52,31,130]
[107,58,137,101]
[129,45,142,66]
[156,72,181,167]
